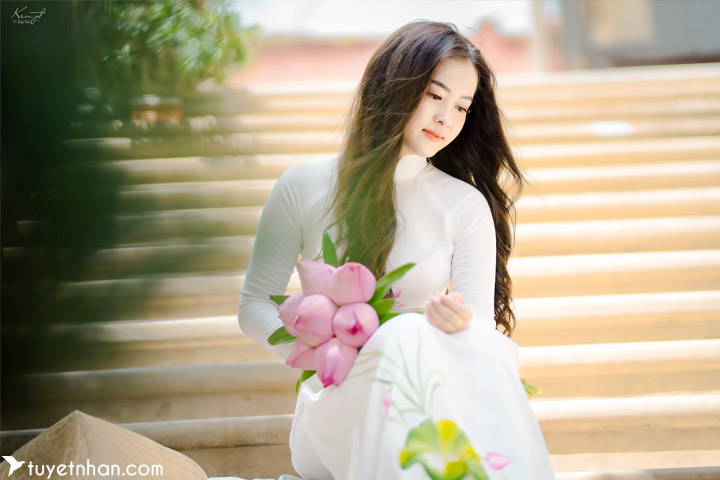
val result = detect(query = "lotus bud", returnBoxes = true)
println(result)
[294,294,337,346]
[332,302,380,348]
[278,292,304,336]
[297,259,336,296]
[285,338,317,370]
[315,338,358,387]
[328,262,376,305]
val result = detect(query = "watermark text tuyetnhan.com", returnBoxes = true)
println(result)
[3,456,164,478]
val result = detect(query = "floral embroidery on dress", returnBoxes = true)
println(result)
[364,332,511,479]
[400,419,488,480]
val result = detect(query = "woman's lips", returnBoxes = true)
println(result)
[423,129,443,141]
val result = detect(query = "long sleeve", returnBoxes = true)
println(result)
[449,192,497,328]
[238,167,304,360]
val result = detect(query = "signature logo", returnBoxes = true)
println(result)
[12,6,46,25]
[2,456,26,476]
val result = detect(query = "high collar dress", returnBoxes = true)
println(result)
[238,155,555,479]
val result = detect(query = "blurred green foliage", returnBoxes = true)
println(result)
[83,0,250,100]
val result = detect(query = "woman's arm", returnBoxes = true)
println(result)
[238,168,304,360]
[426,192,497,332]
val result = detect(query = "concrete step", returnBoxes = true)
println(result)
[40,316,276,370]
[555,466,720,480]
[516,135,720,169]
[3,362,297,429]
[101,153,324,184]
[8,63,718,478]
[63,132,341,160]
[513,290,720,346]
[497,63,720,104]
[49,249,720,320]
[5,339,718,428]
[517,187,720,223]
[3,394,720,476]
[508,116,720,145]
[78,237,254,279]
[524,160,720,195]
[117,180,276,212]
[519,339,720,399]
[535,393,720,455]
[70,113,346,138]
[514,215,720,256]
[509,249,720,298]
[185,88,352,116]
[504,96,720,123]
[55,215,720,279]
[111,208,261,244]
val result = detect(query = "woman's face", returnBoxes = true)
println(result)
[400,57,478,158]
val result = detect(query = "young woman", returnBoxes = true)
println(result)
[239,21,555,479]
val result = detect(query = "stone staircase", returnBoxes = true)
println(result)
[2,63,720,479]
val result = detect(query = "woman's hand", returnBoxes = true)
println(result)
[425,292,472,333]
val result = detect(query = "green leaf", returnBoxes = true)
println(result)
[296,370,316,393]
[269,294,290,305]
[379,311,400,325]
[322,232,339,267]
[370,263,415,303]
[399,420,436,469]
[521,377,542,399]
[369,298,395,317]
[268,326,296,345]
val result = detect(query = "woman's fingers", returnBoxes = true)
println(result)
[426,300,453,332]
[440,295,472,322]
[425,294,471,333]
[431,296,458,324]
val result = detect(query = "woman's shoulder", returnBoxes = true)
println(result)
[280,157,337,183]
[275,157,337,197]
[424,164,492,214]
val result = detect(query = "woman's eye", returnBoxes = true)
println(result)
[428,92,441,100]
[456,106,468,114]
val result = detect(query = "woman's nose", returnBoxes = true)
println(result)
[434,104,453,127]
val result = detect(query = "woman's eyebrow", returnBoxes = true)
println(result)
[431,79,473,101]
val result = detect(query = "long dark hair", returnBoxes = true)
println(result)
[330,21,523,335]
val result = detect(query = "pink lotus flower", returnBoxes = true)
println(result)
[486,452,511,470]
[278,291,304,336]
[315,338,358,387]
[297,259,336,296]
[392,288,406,308]
[328,262,376,305]
[332,302,379,348]
[294,294,337,346]
[285,338,317,370]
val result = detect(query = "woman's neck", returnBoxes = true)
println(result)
[395,154,428,181]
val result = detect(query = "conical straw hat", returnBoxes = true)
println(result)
[0,410,207,479]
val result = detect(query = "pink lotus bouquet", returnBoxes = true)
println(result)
[268,233,414,391]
